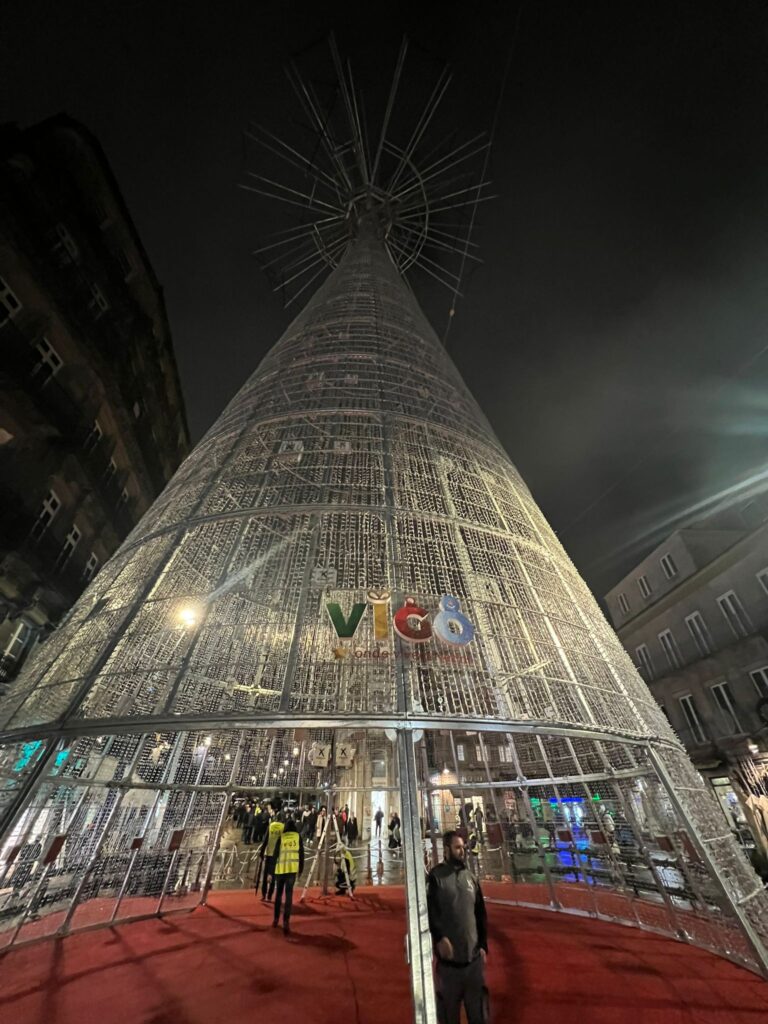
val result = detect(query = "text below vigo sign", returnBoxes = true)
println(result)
[326,589,475,660]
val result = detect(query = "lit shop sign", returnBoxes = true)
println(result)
[326,590,475,647]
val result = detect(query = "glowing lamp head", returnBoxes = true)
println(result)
[178,605,199,628]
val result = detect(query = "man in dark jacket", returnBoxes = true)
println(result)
[427,830,488,1024]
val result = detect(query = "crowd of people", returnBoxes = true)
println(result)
[227,796,366,928]
[231,799,363,848]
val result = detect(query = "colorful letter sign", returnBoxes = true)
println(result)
[325,589,475,648]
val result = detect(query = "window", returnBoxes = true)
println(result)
[0,275,21,323]
[658,629,682,670]
[637,575,652,599]
[54,223,79,262]
[84,419,103,452]
[31,489,61,539]
[498,742,514,763]
[82,552,100,583]
[55,524,81,569]
[685,611,713,657]
[711,681,742,734]
[89,283,109,316]
[660,553,678,579]
[617,592,630,615]
[31,337,63,385]
[2,621,32,663]
[103,457,118,484]
[636,644,654,678]
[456,743,466,762]
[115,248,132,277]
[679,694,707,743]
[717,590,752,639]
[474,745,482,762]
[93,200,109,225]
[749,667,768,699]
[757,568,768,597]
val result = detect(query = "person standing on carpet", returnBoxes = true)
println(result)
[271,816,304,935]
[427,831,489,1024]
[259,801,284,902]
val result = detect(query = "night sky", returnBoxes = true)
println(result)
[3,1,768,599]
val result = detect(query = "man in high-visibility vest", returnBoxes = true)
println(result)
[259,803,285,902]
[333,845,357,895]
[271,816,305,935]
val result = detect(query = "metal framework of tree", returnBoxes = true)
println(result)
[0,37,765,1022]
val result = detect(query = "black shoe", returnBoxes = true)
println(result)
[283,924,291,936]
[272,919,279,928]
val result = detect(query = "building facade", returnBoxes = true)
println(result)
[605,486,768,863]
[0,115,190,688]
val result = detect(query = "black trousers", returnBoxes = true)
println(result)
[273,872,296,925]
[435,957,488,1024]
[261,855,277,899]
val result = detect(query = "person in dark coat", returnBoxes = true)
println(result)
[427,831,489,1024]
[242,803,255,845]
[253,804,270,844]
[374,807,384,838]
[346,814,359,844]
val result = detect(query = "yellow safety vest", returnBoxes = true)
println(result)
[265,820,284,857]
[275,830,300,875]
[343,849,357,883]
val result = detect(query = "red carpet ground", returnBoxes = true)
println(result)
[0,887,766,1023]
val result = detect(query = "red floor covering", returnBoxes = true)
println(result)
[0,887,766,1024]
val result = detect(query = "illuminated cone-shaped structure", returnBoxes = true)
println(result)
[0,43,765,1020]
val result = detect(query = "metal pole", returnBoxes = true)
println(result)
[111,789,162,923]
[321,733,336,896]
[646,743,768,977]
[0,737,60,847]
[477,733,509,878]
[7,785,90,946]
[156,740,210,915]
[58,734,149,933]
[397,729,438,1024]
[201,731,248,905]
[418,739,439,870]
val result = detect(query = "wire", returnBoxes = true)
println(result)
[442,1,526,349]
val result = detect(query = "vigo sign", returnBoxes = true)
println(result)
[326,589,475,647]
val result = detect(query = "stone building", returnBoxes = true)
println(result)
[0,114,189,687]
[605,482,768,859]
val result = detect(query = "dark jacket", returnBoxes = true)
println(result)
[427,861,487,965]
